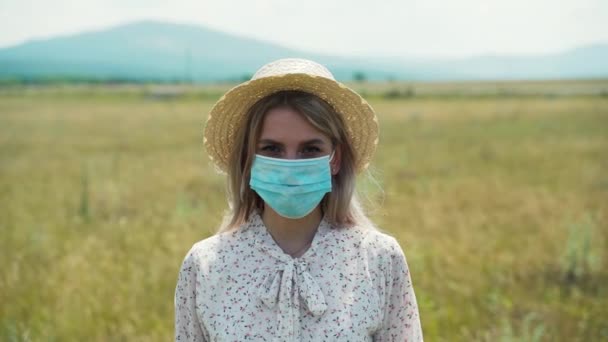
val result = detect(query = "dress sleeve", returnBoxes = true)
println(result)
[174,248,207,341]
[374,238,423,342]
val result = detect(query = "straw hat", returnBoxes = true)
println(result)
[203,58,379,173]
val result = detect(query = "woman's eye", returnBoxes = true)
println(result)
[260,145,281,154]
[301,146,322,155]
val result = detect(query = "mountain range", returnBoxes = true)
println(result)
[0,20,607,82]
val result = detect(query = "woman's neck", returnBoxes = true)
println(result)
[261,205,322,258]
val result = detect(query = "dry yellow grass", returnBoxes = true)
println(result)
[1,82,607,341]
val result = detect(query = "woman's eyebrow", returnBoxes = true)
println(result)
[300,139,325,145]
[258,139,325,146]
[258,139,283,146]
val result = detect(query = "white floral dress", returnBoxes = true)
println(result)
[175,212,423,341]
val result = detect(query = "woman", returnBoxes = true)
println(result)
[175,58,422,341]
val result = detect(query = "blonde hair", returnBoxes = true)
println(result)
[218,90,374,232]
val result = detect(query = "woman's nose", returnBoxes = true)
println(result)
[284,150,298,160]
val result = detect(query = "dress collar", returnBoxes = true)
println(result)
[248,210,333,263]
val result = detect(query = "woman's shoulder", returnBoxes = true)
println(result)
[347,226,411,280]
[180,228,249,270]
[331,222,405,259]
[186,233,221,257]
[361,227,404,258]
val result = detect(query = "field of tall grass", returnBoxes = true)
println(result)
[1,81,607,341]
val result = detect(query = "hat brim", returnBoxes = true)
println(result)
[204,73,378,173]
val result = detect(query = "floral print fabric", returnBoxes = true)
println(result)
[175,212,423,341]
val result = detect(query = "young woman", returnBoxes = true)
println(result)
[175,58,422,341]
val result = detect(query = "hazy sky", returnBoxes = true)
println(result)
[1,0,607,58]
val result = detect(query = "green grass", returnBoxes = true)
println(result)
[1,82,607,341]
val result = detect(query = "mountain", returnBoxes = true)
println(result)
[0,20,607,82]
[0,21,305,81]
[426,44,608,80]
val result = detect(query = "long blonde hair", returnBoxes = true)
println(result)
[219,90,373,232]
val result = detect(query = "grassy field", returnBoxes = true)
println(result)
[1,81,607,341]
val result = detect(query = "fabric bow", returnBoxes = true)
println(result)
[258,259,328,341]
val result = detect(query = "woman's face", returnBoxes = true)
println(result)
[256,107,340,173]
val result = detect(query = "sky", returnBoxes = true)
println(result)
[1,0,607,58]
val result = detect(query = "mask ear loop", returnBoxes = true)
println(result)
[328,150,337,174]
[240,156,255,202]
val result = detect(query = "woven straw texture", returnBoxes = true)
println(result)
[204,59,379,173]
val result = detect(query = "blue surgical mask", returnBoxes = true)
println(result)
[249,153,333,219]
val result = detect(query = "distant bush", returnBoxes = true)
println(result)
[382,87,415,99]
[353,71,367,82]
